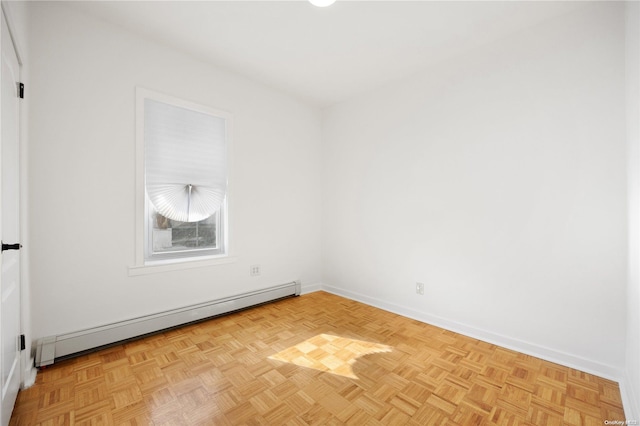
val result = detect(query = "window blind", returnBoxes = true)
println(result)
[145,98,227,223]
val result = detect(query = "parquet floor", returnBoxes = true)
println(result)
[10,291,625,425]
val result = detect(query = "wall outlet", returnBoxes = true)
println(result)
[250,265,261,276]
[416,282,424,295]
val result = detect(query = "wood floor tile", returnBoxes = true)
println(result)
[10,292,626,425]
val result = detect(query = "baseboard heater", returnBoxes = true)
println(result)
[35,281,301,367]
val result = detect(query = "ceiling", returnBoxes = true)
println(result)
[69,1,588,108]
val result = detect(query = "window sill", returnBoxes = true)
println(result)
[128,255,238,276]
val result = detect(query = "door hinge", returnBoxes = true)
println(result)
[18,82,24,99]
[20,334,25,351]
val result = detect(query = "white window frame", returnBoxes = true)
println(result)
[132,87,235,274]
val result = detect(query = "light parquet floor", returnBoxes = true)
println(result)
[11,291,626,425]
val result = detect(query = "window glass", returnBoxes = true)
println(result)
[141,93,228,263]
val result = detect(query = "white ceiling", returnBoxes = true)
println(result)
[69,1,588,107]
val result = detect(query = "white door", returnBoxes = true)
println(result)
[0,8,21,426]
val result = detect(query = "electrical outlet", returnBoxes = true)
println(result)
[250,265,261,276]
[416,282,424,295]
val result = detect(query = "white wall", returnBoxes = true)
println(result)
[625,1,640,420]
[27,2,322,339]
[323,3,627,377]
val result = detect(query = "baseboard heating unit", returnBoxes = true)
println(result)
[35,281,301,367]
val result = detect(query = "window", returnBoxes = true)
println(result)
[138,89,230,264]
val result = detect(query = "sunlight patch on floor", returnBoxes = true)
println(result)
[268,333,392,379]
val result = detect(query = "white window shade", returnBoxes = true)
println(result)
[145,99,227,223]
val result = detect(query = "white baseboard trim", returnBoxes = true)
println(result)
[300,282,323,294]
[321,284,624,382]
[620,373,639,422]
[22,365,36,389]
